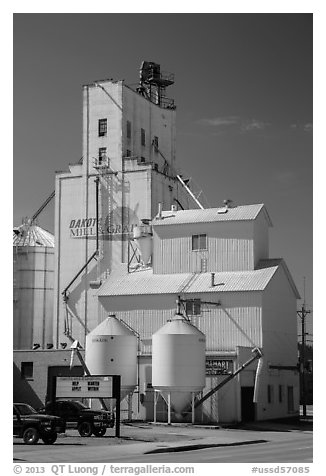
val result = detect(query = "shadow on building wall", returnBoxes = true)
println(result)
[13,363,43,409]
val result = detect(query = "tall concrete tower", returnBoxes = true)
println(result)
[53,62,191,348]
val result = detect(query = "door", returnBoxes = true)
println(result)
[287,386,294,413]
[241,386,255,422]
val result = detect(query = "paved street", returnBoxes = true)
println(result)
[13,418,313,464]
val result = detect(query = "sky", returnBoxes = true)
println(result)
[13,13,313,336]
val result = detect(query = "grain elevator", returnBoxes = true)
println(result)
[54,62,191,348]
[13,62,301,424]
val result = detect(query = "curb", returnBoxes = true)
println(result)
[145,439,268,454]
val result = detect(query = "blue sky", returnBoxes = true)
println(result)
[13,13,313,335]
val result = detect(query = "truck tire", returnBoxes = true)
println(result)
[78,421,93,437]
[41,431,57,444]
[93,427,106,437]
[23,427,40,445]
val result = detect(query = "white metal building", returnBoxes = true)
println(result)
[96,204,300,422]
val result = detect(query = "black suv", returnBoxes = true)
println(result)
[13,403,66,445]
[42,400,115,437]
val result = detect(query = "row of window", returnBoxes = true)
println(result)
[267,384,294,411]
[97,118,159,149]
[96,148,147,165]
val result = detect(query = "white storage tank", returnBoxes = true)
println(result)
[13,221,55,350]
[152,312,206,418]
[85,315,138,401]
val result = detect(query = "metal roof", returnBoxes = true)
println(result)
[152,204,273,227]
[98,262,281,297]
[13,223,55,248]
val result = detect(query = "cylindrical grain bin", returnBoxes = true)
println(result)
[85,315,138,401]
[13,221,55,349]
[152,312,206,419]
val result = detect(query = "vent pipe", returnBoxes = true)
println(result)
[158,202,163,219]
[223,199,233,209]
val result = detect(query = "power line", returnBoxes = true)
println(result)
[297,277,311,418]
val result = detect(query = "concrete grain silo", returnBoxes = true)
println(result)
[13,220,55,349]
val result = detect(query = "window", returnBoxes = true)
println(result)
[186,299,201,316]
[192,234,207,251]
[287,386,294,412]
[21,362,33,380]
[127,121,132,139]
[153,136,159,151]
[140,157,146,163]
[126,149,131,158]
[267,384,274,404]
[279,385,283,403]
[98,147,107,165]
[98,118,107,137]
[141,128,146,146]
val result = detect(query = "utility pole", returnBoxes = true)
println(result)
[297,278,311,418]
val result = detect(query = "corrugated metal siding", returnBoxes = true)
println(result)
[99,291,262,354]
[253,212,269,266]
[153,221,255,274]
[14,247,55,349]
[194,291,262,351]
[208,237,254,272]
[262,266,298,364]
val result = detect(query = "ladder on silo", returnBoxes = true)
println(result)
[93,156,120,267]
[151,141,176,178]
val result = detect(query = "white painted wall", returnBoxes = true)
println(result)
[53,81,188,348]
[122,85,176,172]
[153,220,256,274]
[98,290,263,353]
[256,266,300,420]
[253,211,270,265]
[98,290,264,422]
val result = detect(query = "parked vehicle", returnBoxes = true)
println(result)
[42,400,115,437]
[13,403,66,445]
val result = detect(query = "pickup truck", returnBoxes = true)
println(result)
[42,400,115,437]
[13,403,66,444]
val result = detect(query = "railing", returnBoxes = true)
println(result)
[147,70,175,84]
[148,91,175,109]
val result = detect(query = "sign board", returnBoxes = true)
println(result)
[56,376,113,399]
[206,359,234,375]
